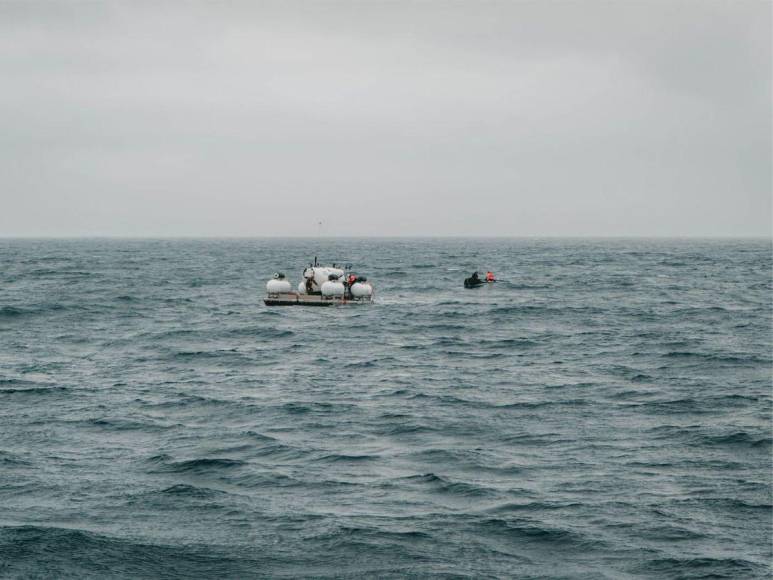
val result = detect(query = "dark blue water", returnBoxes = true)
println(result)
[0,238,770,578]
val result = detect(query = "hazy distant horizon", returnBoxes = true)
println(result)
[1,1,770,238]
[2,234,770,241]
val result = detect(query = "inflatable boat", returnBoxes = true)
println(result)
[264,260,374,306]
[464,275,496,288]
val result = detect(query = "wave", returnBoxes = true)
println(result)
[0,306,26,318]
[504,283,551,290]
[672,497,772,511]
[2,239,771,575]
[239,430,278,443]
[394,473,497,498]
[124,484,228,505]
[702,432,772,449]
[661,351,770,365]
[250,442,309,462]
[495,399,589,410]
[632,395,770,415]
[162,296,194,304]
[633,556,765,577]
[483,501,583,514]
[316,453,379,463]
[0,379,69,395]
[28,269,95,277]
[148,457,247,474]
[159,484,224,498]
[475,517,593,547]
[0,525,260,577]
[303,524,432,561]
[83,417,177,432]
[635,524,708,541]
[406,393,474,406]
[224,326,294,339]
[279,401,356,415]
[224,471,315,489]
[139,393,233,411]
[0,303,83,319]
[173,349,238,358]
[626,398,705,414]
[649,426,772,450]
[442,350,506,360]
[489,305,605,316]
[343,359,379,369]
[379,422,437,436]
[0,450,32,467]
[421,323,468,331]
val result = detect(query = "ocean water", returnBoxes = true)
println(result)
[0,238,770,579]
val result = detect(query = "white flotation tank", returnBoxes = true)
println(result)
[266,273,291,294]
[321,280,345,297]
[305,267,344,288]
[351,282,373,298]
[297,281,307,294]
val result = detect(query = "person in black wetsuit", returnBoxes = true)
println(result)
[464,271,483,288]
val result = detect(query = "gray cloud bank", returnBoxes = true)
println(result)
[0,1,770,237]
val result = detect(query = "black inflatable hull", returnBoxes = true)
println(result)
[464,279,495,288]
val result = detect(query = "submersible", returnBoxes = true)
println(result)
[264,259,374,306]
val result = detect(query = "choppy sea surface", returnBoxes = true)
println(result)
[0,238,770,579]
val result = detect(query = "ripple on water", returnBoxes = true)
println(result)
[0,238,770,578]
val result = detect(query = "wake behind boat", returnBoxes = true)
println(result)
[264,259,374,306]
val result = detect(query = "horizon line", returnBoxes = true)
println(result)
[1,234,771,241]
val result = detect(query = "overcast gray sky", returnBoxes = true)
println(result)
[1,1,770,237]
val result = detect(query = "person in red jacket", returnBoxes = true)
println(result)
[486,271,496,282]
[345,274,357,298]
